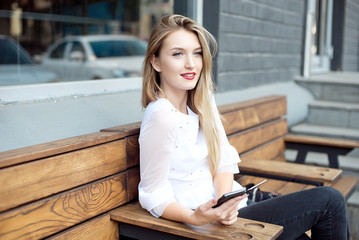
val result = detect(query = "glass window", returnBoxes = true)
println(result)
[0,36,33,64]
[0,0,174,86]
[70,42,84,54]
[50,43,67,59]
[90,40,147,58]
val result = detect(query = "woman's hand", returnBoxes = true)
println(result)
[190,194,248,226]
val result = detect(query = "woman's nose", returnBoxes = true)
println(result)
[185,55,195,69]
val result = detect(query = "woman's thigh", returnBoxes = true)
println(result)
[237,186,347,240]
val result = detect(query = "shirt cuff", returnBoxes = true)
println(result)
[150,198,176,217]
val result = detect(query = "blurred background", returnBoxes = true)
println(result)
[0,0,175,85]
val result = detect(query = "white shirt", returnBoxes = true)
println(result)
[138,96,247,217]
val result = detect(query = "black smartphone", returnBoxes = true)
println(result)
[213,179,267,208]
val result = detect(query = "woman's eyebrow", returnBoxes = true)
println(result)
[169,46,202,51]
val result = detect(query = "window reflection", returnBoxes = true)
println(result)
[0,0,173,86]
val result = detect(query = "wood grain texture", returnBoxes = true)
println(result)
[228,119,288,154]
[46,214,118,240]
[101,122,141,135]
[126,135,139,168]
[0,132,124,169]
[127,167,140,201]
[237,176,315,195]
[111,202,283,240]
[240,137,286,161]
[218,96,286,115]
[330,175,359,199]
[0,173,127,240]
[219,96,286,135]
[285,134,359,148]
[238,159,342,184]
[0,140,127,212]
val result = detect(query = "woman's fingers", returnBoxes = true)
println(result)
[217,194,247,220]
[219,212,238,225]
[194,194,247,225]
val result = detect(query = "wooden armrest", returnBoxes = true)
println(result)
[284,134,359,149]
[238,159,342,186]
[110,202,283,240]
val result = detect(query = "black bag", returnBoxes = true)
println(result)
[244,183,281,202]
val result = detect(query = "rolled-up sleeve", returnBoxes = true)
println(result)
[211,95,241,174]
[138,108,178,216]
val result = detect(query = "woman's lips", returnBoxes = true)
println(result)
[181,72,196,80]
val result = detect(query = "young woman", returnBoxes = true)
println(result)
[138,14,348,239]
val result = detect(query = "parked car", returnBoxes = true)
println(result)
[41,35,147,81]
[0,35,60,86]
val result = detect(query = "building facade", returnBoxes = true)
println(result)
[0,0,358,151]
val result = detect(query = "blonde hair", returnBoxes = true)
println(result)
[142,14,220,178]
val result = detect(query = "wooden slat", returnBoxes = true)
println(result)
[101,122,141,135]
[228,119,288,154]
[237,176,315,195]
[219,96,286,135]
[0,140,127,212]
[128,167,140,201]
[110,202,283,240]
[46,214,119,240]
[0,131,125,169]
[273,154,286,162]
[285,134,359,148]
[218,96,286,114]
[0,173,127,240]
[238,159,342,185]
[126,135,139,168]
[330,175,359,199]
[240,137,286,161]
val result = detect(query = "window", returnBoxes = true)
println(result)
[50,43,67,59]
[90,40,147,58]
[0,36,33,64]
[0,0,175,86]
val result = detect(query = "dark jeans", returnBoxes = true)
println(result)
[237,186,348,240]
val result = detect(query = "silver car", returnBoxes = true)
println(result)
[41,35,147,81]
[0,35,60,86]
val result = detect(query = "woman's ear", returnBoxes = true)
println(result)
[150,54,161,72]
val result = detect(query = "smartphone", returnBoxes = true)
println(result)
[213,179,267,208]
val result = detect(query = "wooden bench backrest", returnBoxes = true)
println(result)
[0,95,286,239]
[0,131,140,239]
[218,95,287,161]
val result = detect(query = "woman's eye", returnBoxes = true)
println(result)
[173,52,182,56]
[194,51,203,56]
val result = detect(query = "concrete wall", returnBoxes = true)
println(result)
[216,0,305,92]
[343,0,359,71]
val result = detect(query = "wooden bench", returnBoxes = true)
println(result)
[0,95,357,240]
[214,95,358,198]
[285,134,359,168]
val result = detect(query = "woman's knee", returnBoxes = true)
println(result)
[317,186,346,209]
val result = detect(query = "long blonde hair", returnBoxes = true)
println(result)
[142,14,220,178]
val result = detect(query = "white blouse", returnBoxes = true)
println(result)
[138,96,247,217]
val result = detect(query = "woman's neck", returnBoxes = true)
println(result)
[158,90,188,115]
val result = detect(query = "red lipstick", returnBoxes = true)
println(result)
[181,72,196,80]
